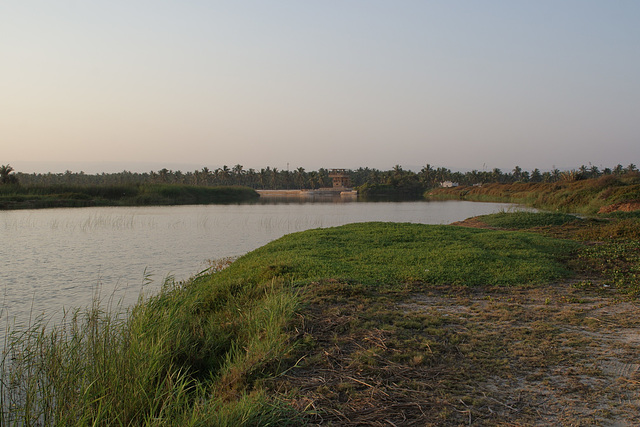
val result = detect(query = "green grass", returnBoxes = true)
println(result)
[0,221,583,425]
[221,222,578,287]
[606,210,640,219]
[577,239,640,295]
[478,211,580,229]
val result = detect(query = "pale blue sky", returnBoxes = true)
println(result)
[2,1,639,173]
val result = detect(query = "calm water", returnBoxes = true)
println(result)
[1,200,518,330]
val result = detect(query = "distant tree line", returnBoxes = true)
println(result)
[2,163,638,192]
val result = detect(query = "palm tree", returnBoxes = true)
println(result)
[258,168,268,189]
[200,167,212,185]
[219,165,231,185]
[578,165,589,179]
[420,164,434,186]
[158,168,169,183]
[308,171,319,189]
[270,167,279,189]
[1,164,18,185]
[491,168,503,183]
[246,168,257,188]
[512,165,523,182]
[530,168,542,183]
[295,167,306,189]
[392,165,404,179]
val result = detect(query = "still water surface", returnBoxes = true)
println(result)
[1,200,519,330]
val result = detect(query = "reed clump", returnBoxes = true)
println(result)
[1,273,301,426]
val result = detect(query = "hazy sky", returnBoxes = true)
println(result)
[2,1,639,173]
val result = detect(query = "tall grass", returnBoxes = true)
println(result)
[1,295,195,425]
[1,274,301,426]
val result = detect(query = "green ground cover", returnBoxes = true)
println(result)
[226,222,578,287]
[478,211,580,229]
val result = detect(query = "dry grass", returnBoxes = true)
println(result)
[270,280,640,426]
[426,172,640,215]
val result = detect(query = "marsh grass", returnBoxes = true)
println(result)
[1,292,196,426]
[0,184,258,209]
[1,272,302,426]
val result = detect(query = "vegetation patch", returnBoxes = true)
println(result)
[220,222,578,287]
[427,173,640,215]
[1,274,303,426]
[0,184,258,209]
[476,211,581,229]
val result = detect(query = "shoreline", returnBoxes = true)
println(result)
[257,188,358,197]
[0,184,260,210]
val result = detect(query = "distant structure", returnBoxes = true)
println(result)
[257,168,356,198]
[329,169,352,189]
[441,181,459,188]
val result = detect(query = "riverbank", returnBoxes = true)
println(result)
[257,189,358,201]
[3,210,639,425]
[0,184,259,209]
[425,172,640,215]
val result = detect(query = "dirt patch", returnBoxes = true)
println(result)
[449,217,498,229]
[270,282,640,426]
[598,201,640,213]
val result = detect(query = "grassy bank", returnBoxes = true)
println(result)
[0,184,259,209]
[3,213,640,425]
[425,172,640,215]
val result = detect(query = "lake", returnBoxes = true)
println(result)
[1,199,520,331]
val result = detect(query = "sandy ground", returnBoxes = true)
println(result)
[271,282,640,426]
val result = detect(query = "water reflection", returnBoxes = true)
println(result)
[250,194,351,204]
[251,193,425,204]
